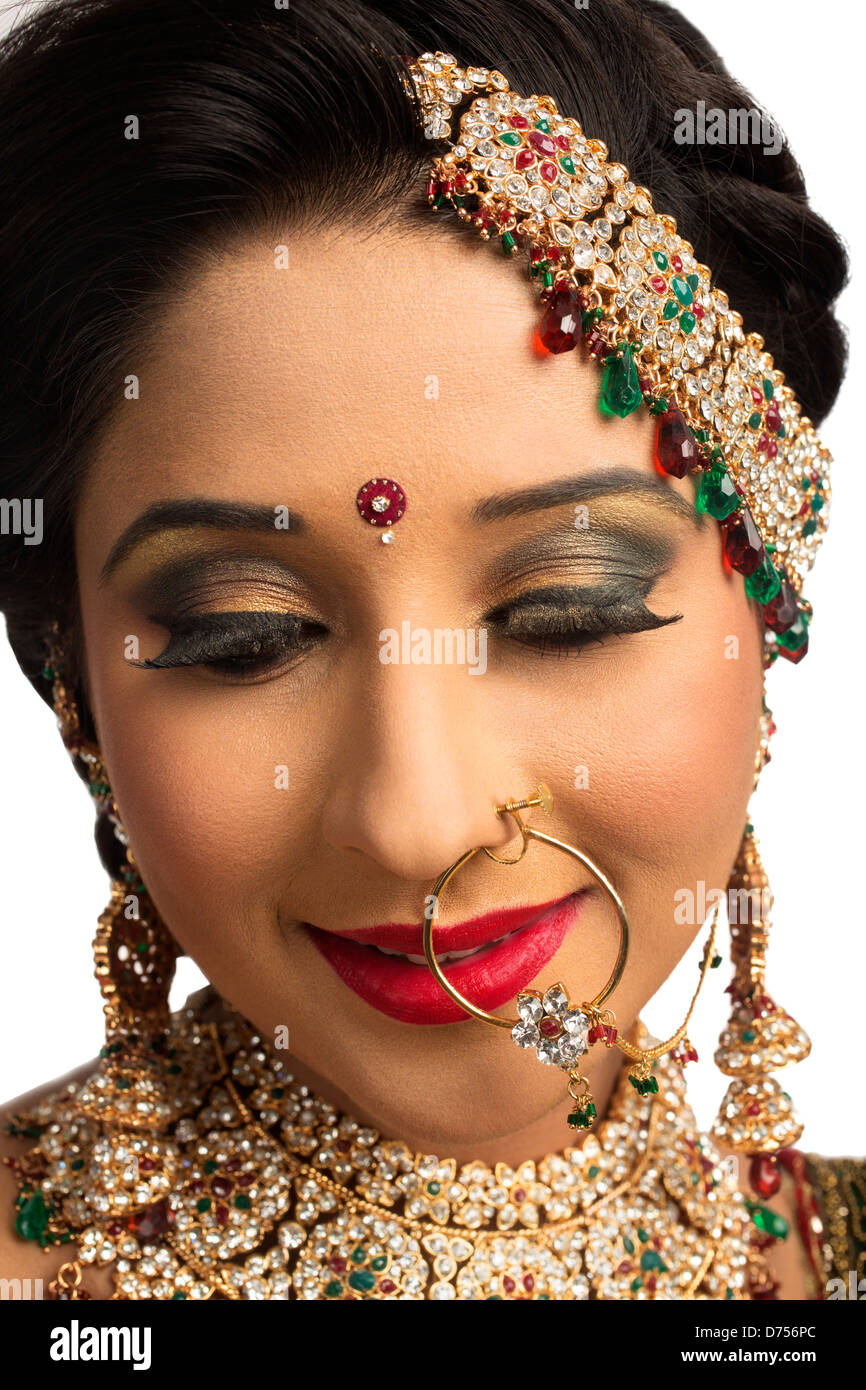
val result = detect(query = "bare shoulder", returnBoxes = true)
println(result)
[0,1060,115,1299]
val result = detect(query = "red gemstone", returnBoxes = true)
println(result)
[765,403,782,433]
[513,1187,527,1203]
[617,1261,632,1274]
[329,1256,347,1273]
[693,303,704,319]
[751,386,764,406]
[131,1200,171,1239]
[655,406,699,478]
[528,129,557,157]
[336,1139,351,1153]
[509,115,529,129]
[763,575,799,633]
[766,440,778,458]
[747,1102,761,1117]
[139,1157,155,1172]
[778,635,808,663]
[515,148,535,171]
[503,1275,516,1294]
[586,329,606,357]
[757,433,769,453]
[211,1176,233,1197]
[379,1279,397,1293]
[238,1173,255,1187]
[225,1159,241,1172]
[454,171,468,193]
[723,505,764,575]
[523,1273,534,1291]
[671,254,683,271]
[539,1016,562,1038]
[539,161,558,184]
[215,1204,229,1226]
[548,246,563,262]
[750,1154,781,1199]
[107,1223,124,1236]
[539,288,581,353]
[588,1025,601,1044]
[555,135,571,151]
[650,275,667,295]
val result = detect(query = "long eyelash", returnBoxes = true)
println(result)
[486,582,682,655]
[132,611,323,674]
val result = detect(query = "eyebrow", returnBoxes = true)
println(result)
[467,467,704,528]
[99,498,305,586]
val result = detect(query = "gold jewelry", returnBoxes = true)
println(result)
[4,989,780,1300]
[424,782,629,1131]
[713,824,811,1156]
[404,53,829,666]
[44,624,179,1037]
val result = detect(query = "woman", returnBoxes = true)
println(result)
[0,0,859,1301]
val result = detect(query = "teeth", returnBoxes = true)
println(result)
[372,928,518,965]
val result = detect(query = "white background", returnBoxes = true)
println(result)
[0,0,862,1153]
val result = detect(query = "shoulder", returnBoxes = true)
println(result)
[0,1061,115,1299]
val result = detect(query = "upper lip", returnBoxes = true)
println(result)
[303,893,583,954]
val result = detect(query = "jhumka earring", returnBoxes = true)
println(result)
[710,683,811,1214]
[44,624,180,1042]
[422,782,722,1130]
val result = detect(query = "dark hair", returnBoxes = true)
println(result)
[0,0,849,736]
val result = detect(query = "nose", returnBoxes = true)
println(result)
[320,660,531,884]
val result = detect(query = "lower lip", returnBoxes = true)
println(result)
[304,891,588,1025]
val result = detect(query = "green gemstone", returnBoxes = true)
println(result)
[750,1204,789,1240]
[637,1227,649,1243]
[559,155,576,175]
[777,424,786,439]
[686,273,700,293]
[695,464,741,520]
[802,518,817,537]
[70,1159,84,1171]
[172,1291,187,1299]
[711,954,722,968]
[348,1269,377,1293]
[371,1256,388,1272]
[116,1077,130,1090]
[763,378,774,400]
[197,1197,211,1213]
[670,275,693,306]
[567,1111,583,1127]
[679,311,696,334]
[270,1086,284,1099]
[801,476,812,491]
[640,1250,667,1271]
[498,131,522,146]
[811,493,824,512]
[631,1276,643,1292]
[427,1181,441,1195]
[628,1075,640,1090]
[741,1029,757,1042]
[646,1076,659,1095]
[653,251,668,270]
[535,118,551,132]
[204,1160,218,1174]
[42,665,54,679]
[15,1191,49,1243]
[588,1165,600,1178]
[662,299,679,320]
[325,1280,343,1297]
[501,231,515,253]
[623,1236,635,1254]
[748,411,763,430]
[233,1194,251,1210]
[744,557,782,605]
[777,613,809,652]
[599,349,642,418]
[351,1246,366,1263]
[585,1102,597,1119]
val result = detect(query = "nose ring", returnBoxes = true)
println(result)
[484,782,553,864]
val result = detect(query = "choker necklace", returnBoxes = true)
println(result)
[6,988,778,1300]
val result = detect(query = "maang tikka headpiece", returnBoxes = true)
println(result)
[402,52,831,663]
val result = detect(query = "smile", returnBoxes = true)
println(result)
[302,890,590,1025]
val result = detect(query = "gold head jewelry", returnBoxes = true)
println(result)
[403,52,830,667]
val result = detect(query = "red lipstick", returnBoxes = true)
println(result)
[303,890,589,1025]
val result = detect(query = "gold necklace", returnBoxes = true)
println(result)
[6,990,778,1299]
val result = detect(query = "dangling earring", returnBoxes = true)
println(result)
[45,624,180,1041]
[712,684,810,1220]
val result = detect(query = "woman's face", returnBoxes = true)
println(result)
[74,225,764,1162]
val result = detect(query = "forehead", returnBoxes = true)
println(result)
[77,224,657,526]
